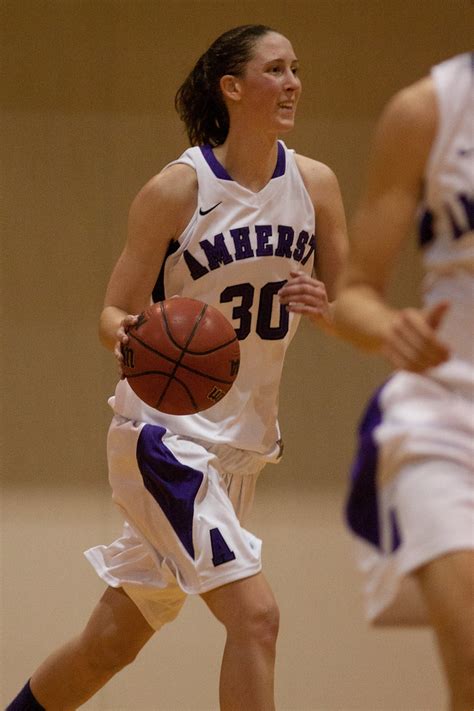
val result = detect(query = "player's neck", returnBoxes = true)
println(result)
[213,132,280,193]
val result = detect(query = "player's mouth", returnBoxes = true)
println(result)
[278,101,295,112]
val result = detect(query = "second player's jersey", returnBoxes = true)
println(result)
[418,52,474,363]
[112,140,316,457]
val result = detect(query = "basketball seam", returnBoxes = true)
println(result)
[125,301,240,413]
[124,364,235,386]
[157,301,208,408]
[128,330,238,357]
[154,372,198,411]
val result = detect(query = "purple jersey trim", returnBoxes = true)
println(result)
[136,424,203,560]
[272,140,286,177]
[200,141,286,181]
[200,144,232,180]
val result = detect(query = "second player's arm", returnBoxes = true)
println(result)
[334,78,450,371]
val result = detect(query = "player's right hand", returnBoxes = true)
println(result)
[115,314,139,374]
[381,301,451,373]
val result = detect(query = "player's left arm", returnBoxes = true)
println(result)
[278,156,348,332]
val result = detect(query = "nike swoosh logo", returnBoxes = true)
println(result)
[199,201,222,216]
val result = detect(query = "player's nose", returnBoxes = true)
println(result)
[284,70,300,91]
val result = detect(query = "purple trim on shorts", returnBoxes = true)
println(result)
[345,385,385,548]
[136,425,203,560]
[200,141,286,181]
[389,508,402,552]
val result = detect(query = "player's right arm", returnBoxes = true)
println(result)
[99,163,197,356]
[334,76,450,373]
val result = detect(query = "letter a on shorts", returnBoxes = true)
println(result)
[210,527,236,566]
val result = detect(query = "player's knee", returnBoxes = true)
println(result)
[233,598,280,648]
[78,631,142,675]
[89,641,139,675]
[249,600,280,649]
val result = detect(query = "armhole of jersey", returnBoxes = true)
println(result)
[291,151,319,218]
[161,150,199,245]
[152,152,199,301]
[423,66,444,184]
[162,149,196,172]
[425,54,471,182]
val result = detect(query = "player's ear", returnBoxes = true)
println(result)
[220,75,242,103]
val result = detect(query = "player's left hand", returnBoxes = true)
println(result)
[278,270,332,330]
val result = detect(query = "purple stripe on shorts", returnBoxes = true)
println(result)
[389,507,402,552]
[136,425,203,560]
[345,384,385,548]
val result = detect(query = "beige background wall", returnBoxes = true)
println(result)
[1,1,472,709]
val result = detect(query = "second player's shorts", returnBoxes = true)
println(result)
[345,365,474,625]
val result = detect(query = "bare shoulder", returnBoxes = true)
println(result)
[134,162,197,211]
[129,161,198,238]
[387,75,436,121]
[376,76,437,152]
[358,75,438,194]
[294,154,341,199]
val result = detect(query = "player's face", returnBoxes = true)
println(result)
[239,32,301,133]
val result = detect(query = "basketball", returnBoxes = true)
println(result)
[121,297,240,415]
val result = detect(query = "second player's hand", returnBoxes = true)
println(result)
[381,301,451,373]
[278,270,332,330]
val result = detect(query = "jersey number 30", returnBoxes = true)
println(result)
[220,280,288,340]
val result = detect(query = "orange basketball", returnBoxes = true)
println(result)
[121,298,240,415]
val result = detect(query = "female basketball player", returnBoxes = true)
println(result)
[334,53,473,710]
[8,25,347,710]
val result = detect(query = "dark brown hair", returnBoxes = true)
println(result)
[175,24,275,147]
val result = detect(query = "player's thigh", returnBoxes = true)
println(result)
[201,572,279,636]
[415,550,474,660]
[79,586,155,665]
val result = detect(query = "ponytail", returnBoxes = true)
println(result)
[175,24,274,146]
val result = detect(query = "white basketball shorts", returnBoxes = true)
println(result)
[345,367,474,625]
[85,415,266,630]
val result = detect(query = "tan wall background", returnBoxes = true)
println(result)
[1,1,472,709]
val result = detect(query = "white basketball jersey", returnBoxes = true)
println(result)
[112,141,316,457]
[418,52,474,363]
